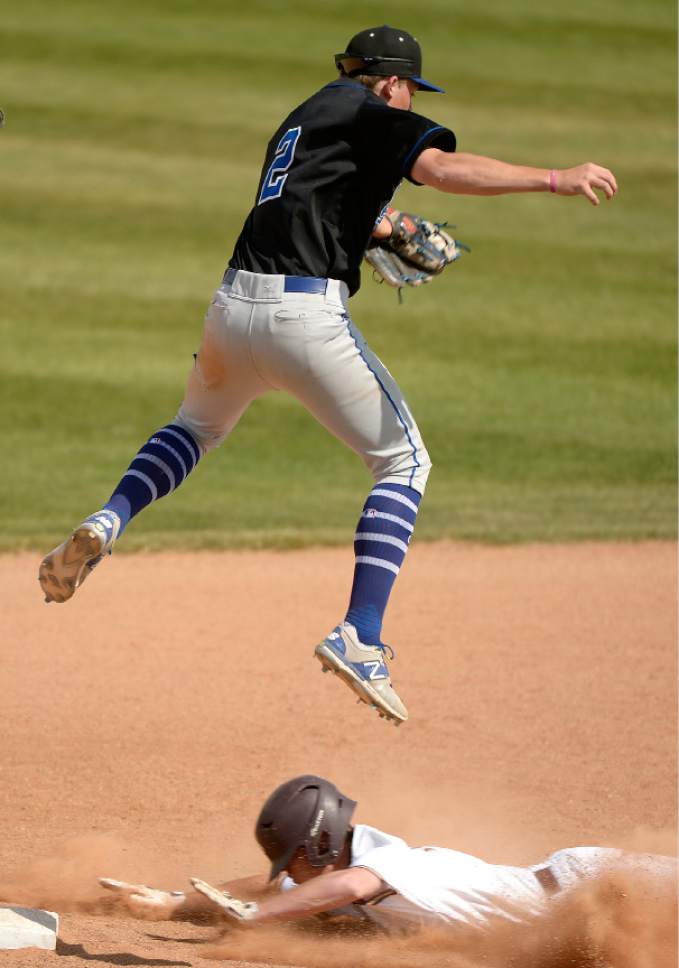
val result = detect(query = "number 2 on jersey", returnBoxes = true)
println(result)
[258,126,302,205]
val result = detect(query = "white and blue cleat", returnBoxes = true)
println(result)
[314,621,408,725]
[39,510,121,603]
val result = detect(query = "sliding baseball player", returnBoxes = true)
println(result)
[99,775,674,935]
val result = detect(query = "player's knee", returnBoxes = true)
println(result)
[417,448,432,486]
[402,448,432,493]
[172,411,220,456]
[372,444,432,494]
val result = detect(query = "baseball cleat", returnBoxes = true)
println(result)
[314,621,408,724]
[39,510,121,603]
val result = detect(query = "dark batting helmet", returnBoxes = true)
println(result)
[255,775,357,880]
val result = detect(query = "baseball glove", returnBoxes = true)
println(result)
[365,208,468,290]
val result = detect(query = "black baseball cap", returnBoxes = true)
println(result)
[335,25,444,93]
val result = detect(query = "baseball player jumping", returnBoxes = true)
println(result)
[39,25,617,724]
[99,774,675,935]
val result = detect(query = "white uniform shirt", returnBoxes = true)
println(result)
[282,823,547,931]
[281,826,675,933]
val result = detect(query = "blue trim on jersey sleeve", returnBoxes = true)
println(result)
[402,124,451,178]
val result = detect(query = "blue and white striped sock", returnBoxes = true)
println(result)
[345,482,422,645]
[103,423,202,534]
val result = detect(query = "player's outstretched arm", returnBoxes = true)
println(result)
[99,878,191,920]
[191,866,384,927]
[98,874,271,922]
[411,148,618,206]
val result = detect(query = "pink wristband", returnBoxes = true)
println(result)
[549,170,558,193]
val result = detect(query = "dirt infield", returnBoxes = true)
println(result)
[1,542,676,966]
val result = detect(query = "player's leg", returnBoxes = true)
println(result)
[253,292,429,722]
[101,296,265,537]
[311,322,429,724]
[329,319,429,649]
[39,290,269,603]
[544,847,678,892]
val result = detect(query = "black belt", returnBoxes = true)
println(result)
[223,267,327,294]
[533,865,561,895]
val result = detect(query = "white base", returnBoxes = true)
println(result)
[0,906,58,950]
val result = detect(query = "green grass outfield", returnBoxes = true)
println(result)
[1,0,676,550]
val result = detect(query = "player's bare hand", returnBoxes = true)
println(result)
[98,877,185,920]
[372,210,396,240]
[553,164,618,206]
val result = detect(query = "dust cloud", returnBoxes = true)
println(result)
[0,828,675,966]
[0,833,167,914]
[203,865,677,967]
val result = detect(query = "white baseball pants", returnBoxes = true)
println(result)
[540,846,678,893]
[175,270,431,494]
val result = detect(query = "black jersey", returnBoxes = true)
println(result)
[229,78,456,296]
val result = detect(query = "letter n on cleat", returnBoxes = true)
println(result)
[364,661,384,680]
